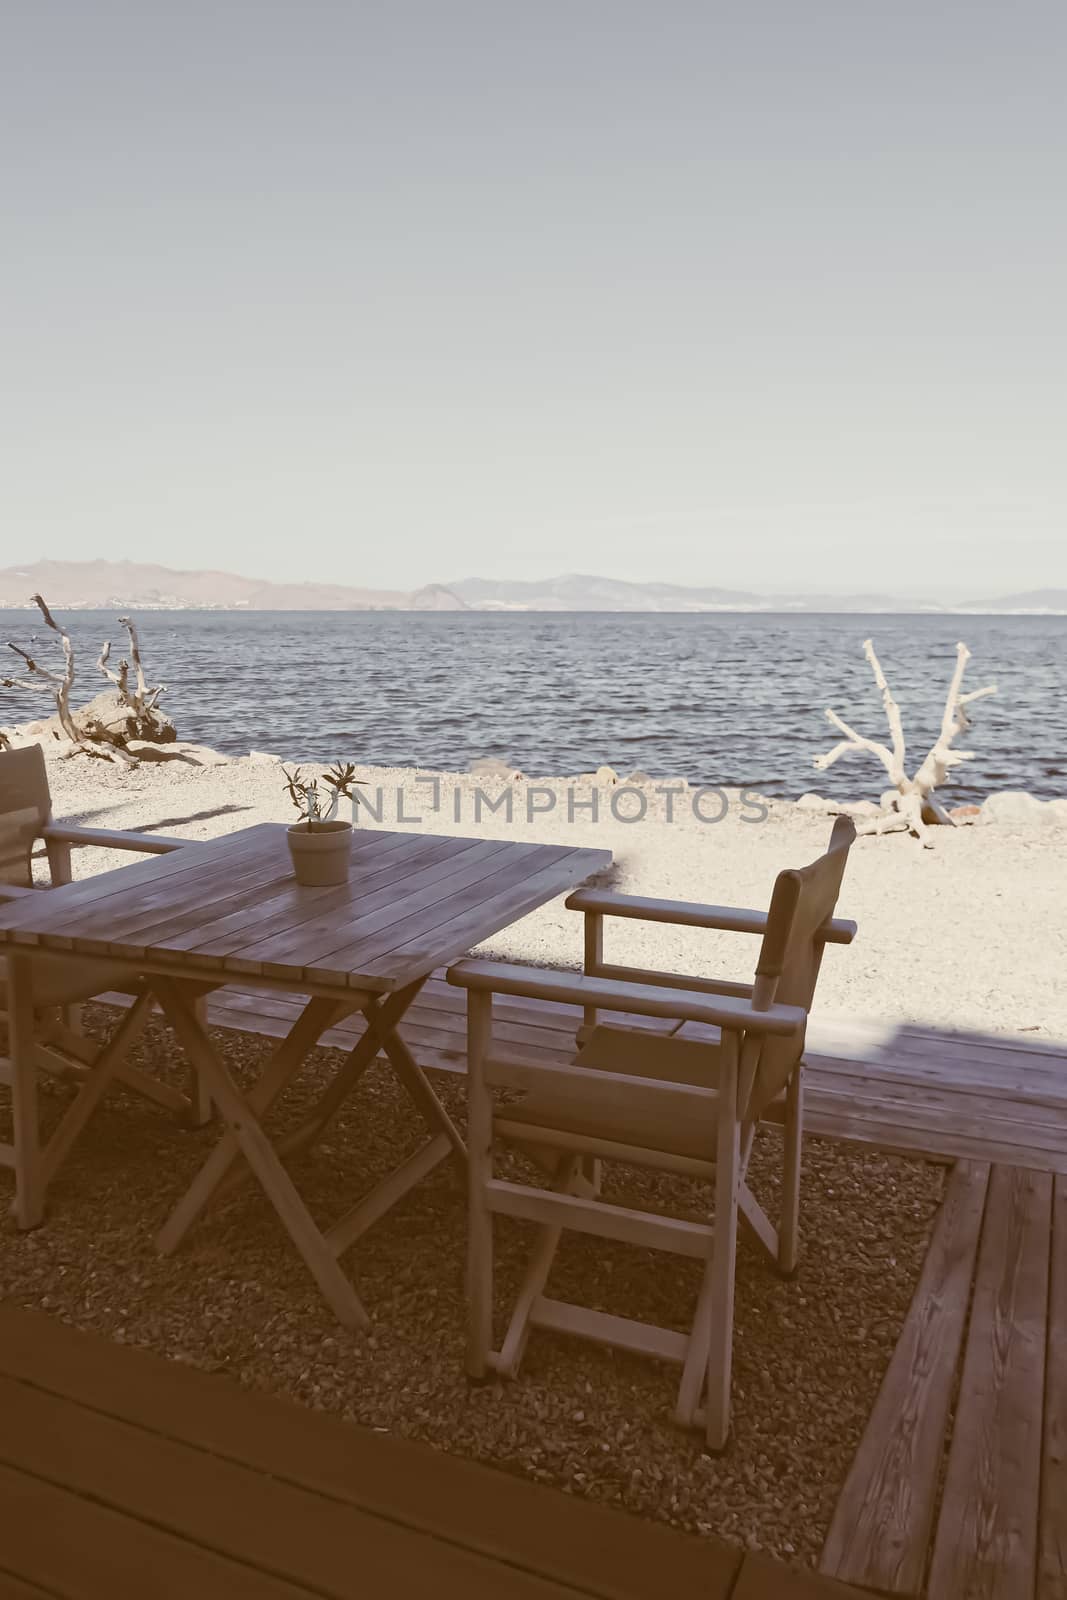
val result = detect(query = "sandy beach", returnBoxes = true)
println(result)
[40,750,1067,1040]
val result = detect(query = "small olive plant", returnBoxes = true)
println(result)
[283,762,362,830]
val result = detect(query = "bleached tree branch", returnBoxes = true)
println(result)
[816,637,996,845]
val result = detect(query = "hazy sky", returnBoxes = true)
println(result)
[3,2,1065,597]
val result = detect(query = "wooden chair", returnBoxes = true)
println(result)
[448,817,857,1450]
[0,744,201,1227]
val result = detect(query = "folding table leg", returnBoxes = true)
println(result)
[8,954,42,1230]
[321,1010,468,1253]
[156,992,352,1255]
[273,981,427,1165]
[154,978,370,1330]
[40,992,155,1188]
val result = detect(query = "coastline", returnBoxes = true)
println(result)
[39,750,1067,1039]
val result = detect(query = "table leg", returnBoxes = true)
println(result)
[154,978,370,1331]
[40,992,155,1187]
[8,953,42,1230]
[321,1017,468,1253]
[156,990,355,1255]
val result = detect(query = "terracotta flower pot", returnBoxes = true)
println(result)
[286,819,353,886]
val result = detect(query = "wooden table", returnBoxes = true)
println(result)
[0,824,610,1326]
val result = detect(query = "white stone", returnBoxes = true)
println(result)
[595,765,618,785]
[469,758,514,778]
[978,790,1051,827]
[795,792,831,812]
[248,750,283,765]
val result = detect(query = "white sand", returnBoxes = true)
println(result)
[41,754,1067,1040]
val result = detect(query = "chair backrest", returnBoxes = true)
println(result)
[0,746,52,888]
[747,815,856,1115]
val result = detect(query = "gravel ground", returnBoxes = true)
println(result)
[0,1006,947,1567]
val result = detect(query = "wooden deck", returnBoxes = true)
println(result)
[821,1162,1065,1599]
[0,1304,853,1599]
[107,969,1067,1176]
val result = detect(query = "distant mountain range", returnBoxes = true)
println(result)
[0,561,466,612]
[1,560,1064,614]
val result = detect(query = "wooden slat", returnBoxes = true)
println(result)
[809,1016,1067,1082]
[0,1565,61,1599]
[733,1552,859,1597]
[820,1161,990,1595]
[0,826,277,943]
[310,843,583,985]
[145,831,460,959]
[805,1081,1067,1151]
[805,1046,1067,1108]
[486,1178,713,1257]
[80,828,404,957]
[448,957,805,1034]
[1041,1174,1067,1600]
[927,1164,1052,1600]
[0,1373,569,1600]
[806,1104,1067,1176]
[222,838,518,976]
[0,1461,316,1599]
[0,1306,742,1600]
[529,1297,689,1364]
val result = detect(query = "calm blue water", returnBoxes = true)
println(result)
[1,610,1064,802]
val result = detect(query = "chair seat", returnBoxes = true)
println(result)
[500,1024,725,1163]
[0,951,139,1011]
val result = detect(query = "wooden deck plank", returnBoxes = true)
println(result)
[733,1551,859,1596]
[803,1086,1067,1155]
[805,1110,1067,1177]
[1041,1174,1067,1600]
[0,1461,317,1600]
[0,1372,571,1600]
[0,1569,61,1599]
[927,1164,1053,1600]
[0,1306,741,1600]
[820,1161,990,1596]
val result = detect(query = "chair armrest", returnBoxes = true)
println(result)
[43,823,193,855]
[566,888,856,945]
[0,882,41,902]
[448,959,807,1036]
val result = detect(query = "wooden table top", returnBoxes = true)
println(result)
[0,824,612,993]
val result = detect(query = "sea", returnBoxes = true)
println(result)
[1,610,1064,804]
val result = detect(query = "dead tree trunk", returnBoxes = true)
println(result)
[815,639,996,845]
[2,595,135,763]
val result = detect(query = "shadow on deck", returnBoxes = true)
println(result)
[0,1305,850,1599]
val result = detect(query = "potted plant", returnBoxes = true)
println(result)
[283,762,362,886]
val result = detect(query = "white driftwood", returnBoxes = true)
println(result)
[98,616,166,716]
[0,594,123,759]
[815,640,996,845]
[1,595,169,763]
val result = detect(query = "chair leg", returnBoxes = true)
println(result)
[703,1036,740,1452]
[779,1063,803,1276]
[466,991,494,1379]
[497,1153,579,1377]
[9,955,43,1230]
[186,997,215,1126]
